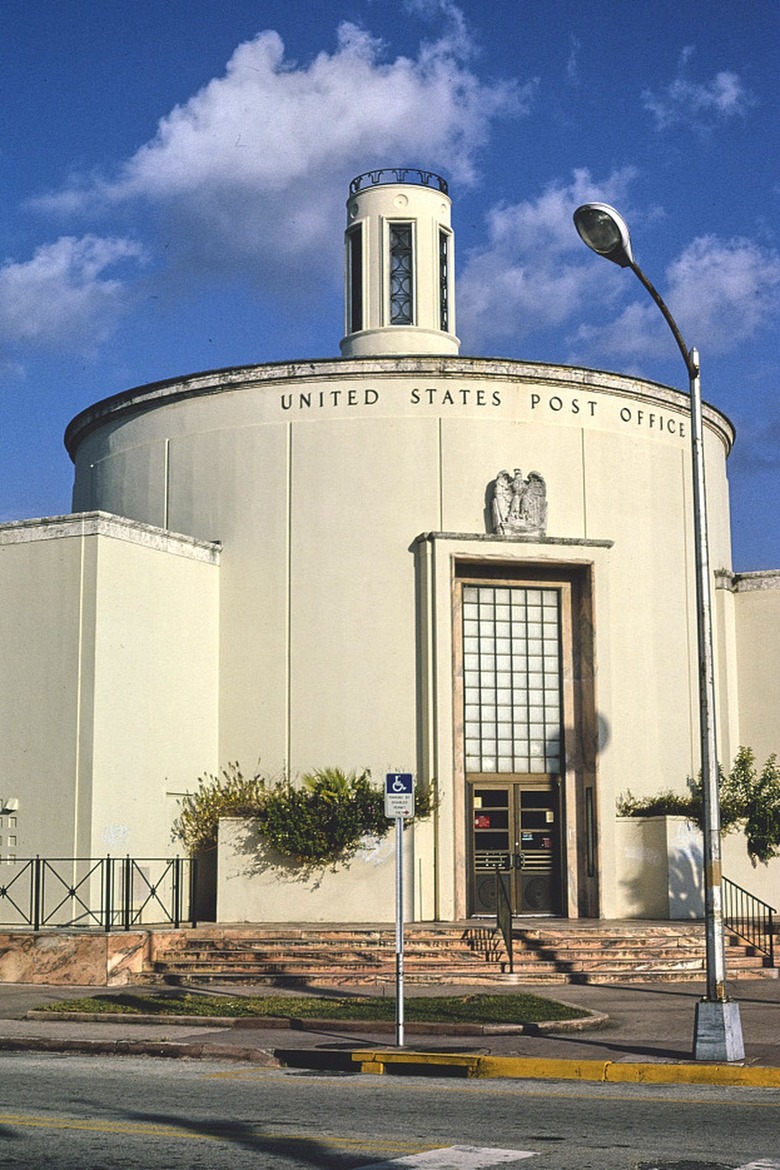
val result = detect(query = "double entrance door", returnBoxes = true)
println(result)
[469,780,560,915]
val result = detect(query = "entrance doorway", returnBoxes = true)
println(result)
[469,780,561,914]
[446,560,599,919]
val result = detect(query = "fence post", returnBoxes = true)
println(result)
[103,857,112,932]
[189,856,198,928]
[123,856,132,931]
[32,856,42,932]
[172,857,181,928]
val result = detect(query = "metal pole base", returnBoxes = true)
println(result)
[693,1000,745,1062]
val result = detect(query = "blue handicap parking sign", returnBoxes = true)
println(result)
[385,772,414,816]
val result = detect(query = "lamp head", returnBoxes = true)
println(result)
[573,202,634,268]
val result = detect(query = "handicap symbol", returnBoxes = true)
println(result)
[392,777,407,792]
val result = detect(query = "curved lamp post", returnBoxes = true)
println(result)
[573,203,744,1062]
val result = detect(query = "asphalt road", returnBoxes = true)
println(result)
[0,1052,779,1169]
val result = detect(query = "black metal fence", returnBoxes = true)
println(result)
[0,856,197,931]
[723,875,775,965]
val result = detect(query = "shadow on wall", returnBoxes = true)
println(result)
[229,818,333,887]
[215,816,408,924]
[667,823,705,918]
[616,816,704,920]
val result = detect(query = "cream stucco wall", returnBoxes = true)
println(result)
[217,817,417,923]
[63,357,736,920]
[0,514,220,859]
[0,518,92,858]
[732,573,780,764]
[615,815,780,918]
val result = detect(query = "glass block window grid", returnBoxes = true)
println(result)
[389,223,414,324]
[462,585,562,775]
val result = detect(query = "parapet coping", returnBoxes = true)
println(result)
[0,511,221,564]
[716,568,780,592]
[64,355,735,457]
[414,532,614,550]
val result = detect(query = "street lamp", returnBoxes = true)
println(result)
[573,202,745,1063]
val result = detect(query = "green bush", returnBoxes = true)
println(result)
[689,747,780,866]
[616,788,695,819]
[171,762,267,855]
[172,764,435,868]
[617,746,780,866]
[258,769,387,865]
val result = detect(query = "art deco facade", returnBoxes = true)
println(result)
[1,170,778,922]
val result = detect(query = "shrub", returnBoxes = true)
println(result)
[688,747,780,866]
[172,764,435,868]
[171,762,267,855]
[616,788,695,819]
[258,769,387,866]
[617,746,780,866]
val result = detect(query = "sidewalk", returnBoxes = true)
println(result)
[1,978,780,1086]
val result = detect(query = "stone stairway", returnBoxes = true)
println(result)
[147,920,776,987]
[507,922,774,984]
[150,926,503,986]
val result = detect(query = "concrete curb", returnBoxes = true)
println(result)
[342,1049,780,1086]
[0,1036,279,1064]
[25,1008,609,1035]
[5,1033,780,1086]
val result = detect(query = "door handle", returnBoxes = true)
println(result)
[513,852,525,870]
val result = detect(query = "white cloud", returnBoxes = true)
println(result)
[642,49,754,131]
[458,167,780,369]
[732,414,780,472]
[566,35,582,85]
[666,236,780,343]
[457,168,637,349]
[0,235,146,349]
[573,235,780,363]
[38,22,526,289]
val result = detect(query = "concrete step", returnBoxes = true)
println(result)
[148,923,775,987]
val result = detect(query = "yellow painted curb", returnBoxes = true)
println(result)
[351,1050,780,1087]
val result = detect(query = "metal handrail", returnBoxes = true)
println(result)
[723,875,775,965]
[0,856,197,931]
[494,865,514,974]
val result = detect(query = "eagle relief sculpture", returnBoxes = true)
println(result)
[490,468,548,537]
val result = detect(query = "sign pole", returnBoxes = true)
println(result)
[395,813,404,1048]
[384,772,414,1050]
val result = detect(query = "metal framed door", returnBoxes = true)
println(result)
[469,781,560,914]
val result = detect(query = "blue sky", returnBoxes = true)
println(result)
[1,0,778,569]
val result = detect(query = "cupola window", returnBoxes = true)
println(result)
[346,225,363,334]
[389,222,414,324]
[439,229,451,332]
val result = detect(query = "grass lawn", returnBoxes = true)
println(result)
[40,990,589,1025]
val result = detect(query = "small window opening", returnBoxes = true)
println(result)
[439,229,450,332]
[389,223,414,325]
[347,226,363,333]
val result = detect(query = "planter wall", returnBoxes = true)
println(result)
[615,816,780,918]
[216,817,417,923]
